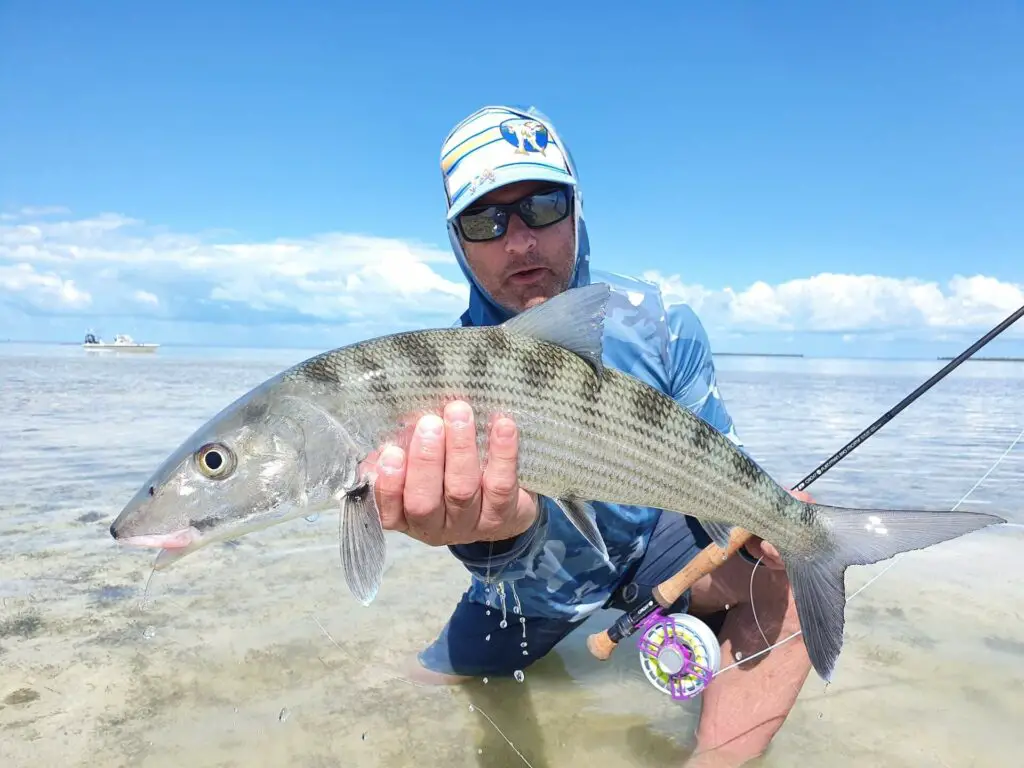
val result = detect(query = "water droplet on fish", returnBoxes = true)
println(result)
[468,704,475,712]
[278,707,290,723]
[512,606,520,614]
[522,650,529,656]
[482,677,488,684]
[734,650,743,660]
[514,670,525,682]
[485,634,491,641]
[817,712,823,720]
[485,610,491,616]
[304,513,319,523]
[519,617,525,624]
[142,626,156,640]
[499,619,508,629]
[724,603,731,610]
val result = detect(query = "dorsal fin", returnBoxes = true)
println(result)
[501,282,611,376]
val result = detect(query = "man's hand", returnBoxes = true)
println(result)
[743,488,816,570]
[367,400,538,547]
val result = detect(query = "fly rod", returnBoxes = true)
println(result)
[586,301,1024,662]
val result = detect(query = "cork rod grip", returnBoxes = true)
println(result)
[651,527,752,606]
[584,526,753,661]
[585,627,619,660]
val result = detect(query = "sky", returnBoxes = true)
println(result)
[1,1,1022,359]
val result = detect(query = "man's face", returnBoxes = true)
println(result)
[457,180,576,313]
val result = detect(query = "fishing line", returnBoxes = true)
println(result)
[468,703,536,768]
[748,556,770,649]
[716,421,1024,680]
[139,562,159,611]
[310,615,535,767]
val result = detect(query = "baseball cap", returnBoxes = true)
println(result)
[440,105,579,221]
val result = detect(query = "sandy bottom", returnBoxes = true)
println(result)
[1,510,1022,768]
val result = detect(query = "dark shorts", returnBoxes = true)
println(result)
[418,510,712,677]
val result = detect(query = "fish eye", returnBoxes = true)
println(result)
[195,443,235,479]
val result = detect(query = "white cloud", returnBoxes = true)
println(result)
[0,207,469,342]
[0,205,72,221]
[644,270,1024,337]
[3,205,1019,354]
[0,262,92,310]
[132,290,159,306]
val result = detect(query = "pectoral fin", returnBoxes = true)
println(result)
[553,497,609,561]
[339,480,387,606]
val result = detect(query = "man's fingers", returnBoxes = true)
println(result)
[374,446,408,532]
[760,540,782,561]
[402,414,446,542]
[480,417,520,530]
[747,537,786,570]
[442,401,482,534]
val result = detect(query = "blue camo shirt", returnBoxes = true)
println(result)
[447,269,744,623]
[440,104,743,623]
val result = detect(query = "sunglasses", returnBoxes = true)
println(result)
[457,186,572,242]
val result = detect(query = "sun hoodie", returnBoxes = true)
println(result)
[438,105,745,622]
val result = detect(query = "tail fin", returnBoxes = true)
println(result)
[783,505,1005,682]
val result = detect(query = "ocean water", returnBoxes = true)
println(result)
[1,342,1022,767]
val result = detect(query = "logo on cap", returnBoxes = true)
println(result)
[466,168,496,197]
[499,119,549,156]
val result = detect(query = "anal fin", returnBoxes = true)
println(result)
[339,479,387,606]
[553,497,609,560]
[696,518,735,549]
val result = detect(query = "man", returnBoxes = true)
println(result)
[370,105,815,766]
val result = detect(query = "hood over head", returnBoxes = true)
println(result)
[439,105,592,326]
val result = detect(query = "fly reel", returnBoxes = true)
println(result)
[636,609,721,700]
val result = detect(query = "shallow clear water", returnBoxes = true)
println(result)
[1,343,1022,767]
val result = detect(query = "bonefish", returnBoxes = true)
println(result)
[109,282,1006,681]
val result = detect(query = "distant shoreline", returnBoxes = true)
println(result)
[4,340,1023,364]
[937,356,1024,363]
[715,352,805,358]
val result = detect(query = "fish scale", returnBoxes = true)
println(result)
[293,325,799,546]
[110,281,1006,684]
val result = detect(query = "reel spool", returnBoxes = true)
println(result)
[636,609,721,701]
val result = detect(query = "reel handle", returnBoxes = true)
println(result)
[585,527,753,661]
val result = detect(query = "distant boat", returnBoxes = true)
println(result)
[82,332,159,353]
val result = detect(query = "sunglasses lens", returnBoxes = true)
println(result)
[459,208,507,241]
[520,188,570,228]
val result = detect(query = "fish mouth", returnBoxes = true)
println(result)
[112,527,202,550]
